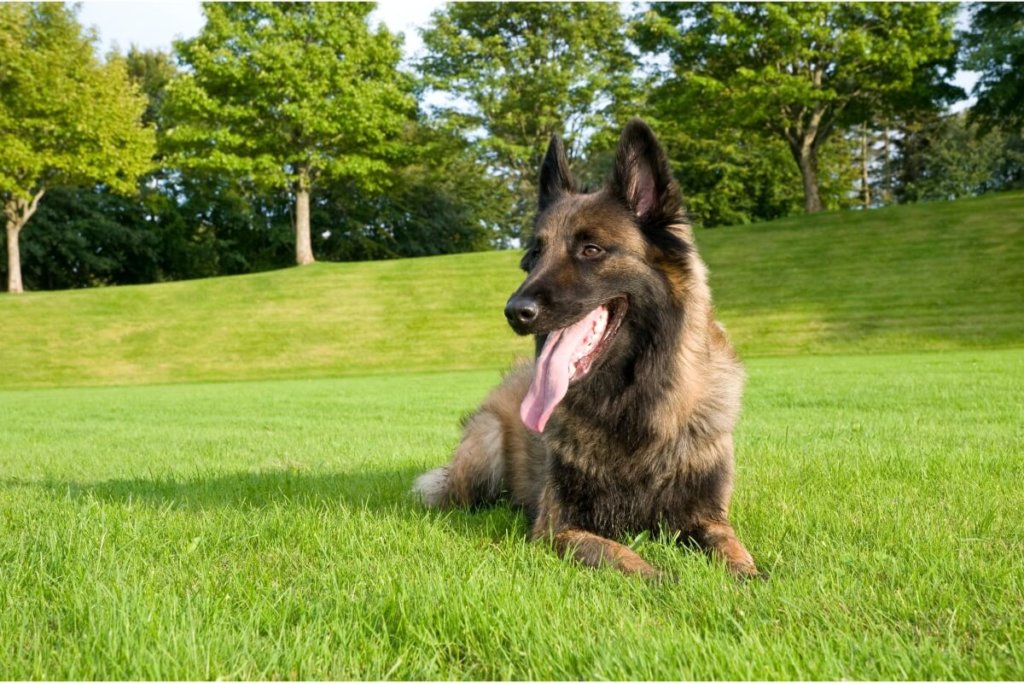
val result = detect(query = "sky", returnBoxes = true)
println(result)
[77,1,978,110]
[77,1,442,63]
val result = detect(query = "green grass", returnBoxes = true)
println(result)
[0,191,1021,389]
[1,193,1023,678]
[1,351,1022,679]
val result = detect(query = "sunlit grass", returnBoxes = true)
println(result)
[1,351,1022,679]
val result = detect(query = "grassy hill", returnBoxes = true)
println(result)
[1,191,1021,388]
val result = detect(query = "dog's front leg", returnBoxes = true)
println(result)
[551,528,661,579]
[530,486,660,579]
[693,517,759,578]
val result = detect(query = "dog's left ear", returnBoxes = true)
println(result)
[539,135,577,211]
[611,118,682,225]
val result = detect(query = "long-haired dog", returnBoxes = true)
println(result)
[414,119,758,580]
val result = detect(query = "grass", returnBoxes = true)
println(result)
[1,351,1022,678]
[0,193,1022,678]
[0,191,1021,389]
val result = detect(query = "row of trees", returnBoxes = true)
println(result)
[2,2,1022,292]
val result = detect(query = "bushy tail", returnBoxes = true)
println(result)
[413,410,506,508]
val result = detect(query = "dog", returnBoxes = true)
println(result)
[413,118,758,580]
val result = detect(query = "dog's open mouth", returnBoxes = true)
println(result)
[520,297,627,433]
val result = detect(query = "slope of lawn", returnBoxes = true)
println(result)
[1,350,1022,679]
[0,191,1021,389]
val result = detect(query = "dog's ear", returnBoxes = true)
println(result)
[610,118,682,225]
[539,135,577,211]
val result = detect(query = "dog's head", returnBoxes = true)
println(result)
[508,118,693,432]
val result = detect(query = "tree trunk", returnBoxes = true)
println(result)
[790,142,823,214]
[5,221,23,294]
[294,168,315,266]
[881,124,893,205]
[860,123,871,209]
[3,191,45,294]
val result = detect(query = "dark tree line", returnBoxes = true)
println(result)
[2,2,1022,292]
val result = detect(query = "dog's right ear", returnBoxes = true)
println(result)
[611,118,682,226]
[539,135,576,211]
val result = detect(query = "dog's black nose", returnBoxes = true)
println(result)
[505,296,539,328]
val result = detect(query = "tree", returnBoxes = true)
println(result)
[893,112,1024,203]
[420,2,634,242]
[0,3,154,293]
[963,3,1024,132]
[635,3,961,214]
[5,185,164,290]
[164,3,415,266]
[123,47,179,128]
[312,122,503,261]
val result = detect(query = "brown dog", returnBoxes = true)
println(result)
[413,119,758,579]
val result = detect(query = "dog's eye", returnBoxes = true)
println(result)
[581,244,603,259]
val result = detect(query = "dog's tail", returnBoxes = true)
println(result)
[413,409,507,508]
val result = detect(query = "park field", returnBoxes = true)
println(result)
[0,193,1022,678]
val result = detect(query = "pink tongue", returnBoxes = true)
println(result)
[520,306,607,433]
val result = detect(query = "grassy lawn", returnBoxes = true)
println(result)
[1,350,1022,678]
[1,193,1022,678]
[0,191,1020,390]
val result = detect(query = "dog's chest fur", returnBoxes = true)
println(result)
[541,403,730,540]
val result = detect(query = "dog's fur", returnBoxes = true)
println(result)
[413,119,757,579]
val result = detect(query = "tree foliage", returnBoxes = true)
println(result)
[893,112,1024,203]
[635,2,961,214]
[4,185,163,290]
[420,2,634,242]
[164,2,415,264]
[0,2,154,292]
[4,2,1018,292]
[963,2,1024,132]
[123,47,178,128]
[312,124,502,261]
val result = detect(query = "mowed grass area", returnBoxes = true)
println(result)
[0,191,1021,389]
[1,350,1022,679]
[1,193,1023,678]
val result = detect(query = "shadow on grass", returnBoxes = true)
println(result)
[1,466,528,539]
[63,467,421,511]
